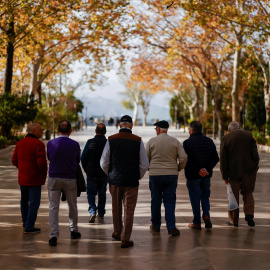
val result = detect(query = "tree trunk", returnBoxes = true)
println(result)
[191,86,200,120]
[142,109,147,126]
[132,101,138,125]
[3,22,15,94]
[231,45,242,122]
[215,96,225,139]
[203,87,208,113]
[29,48,44,98]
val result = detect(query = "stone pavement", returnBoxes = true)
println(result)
[0,126,270,270]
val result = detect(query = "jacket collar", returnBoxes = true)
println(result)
[25,133,38,139]
[119,128,132,134]
[190,132,203,137]
[95,135,106,138]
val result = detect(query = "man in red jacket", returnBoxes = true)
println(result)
[12,123,47,233]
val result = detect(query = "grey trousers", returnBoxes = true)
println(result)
[48,177,78,239]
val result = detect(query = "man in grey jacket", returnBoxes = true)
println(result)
[220,121,259,227]
[146,120,187,236]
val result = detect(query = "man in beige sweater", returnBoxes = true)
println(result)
[146,120,187,236]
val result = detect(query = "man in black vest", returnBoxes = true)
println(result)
[100,115,149,248]
[81,123,108,223]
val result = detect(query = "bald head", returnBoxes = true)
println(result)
[58,120,72,135]
[27,123,42,138]
[95,123,106,135]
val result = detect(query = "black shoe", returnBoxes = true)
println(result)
[150,224,160,232]
[49,237,57,246]
[203,216,212,229]
[226,221,238,227]
[71,231,81,239]
[245,216,255,227]
[24,228,41,234]
[112,232,121,241]
[121,240,134,248]
[168,228,180,236]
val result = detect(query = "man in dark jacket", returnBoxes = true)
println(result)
[220,121,259,227]
[183,121,219,230]
[12,123,47,234]
[81,123,108,223]
[100,115,149,248]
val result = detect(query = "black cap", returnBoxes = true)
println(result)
[154,120,169,129]
[120,115,133,124]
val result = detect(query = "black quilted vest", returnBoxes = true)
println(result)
[108,129,141,187]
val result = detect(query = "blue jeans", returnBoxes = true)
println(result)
[186,178,211,225]
[20,185,41,230]
[87,176,108,217]
[149,175,178,229]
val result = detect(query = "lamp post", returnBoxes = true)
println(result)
[85,106,88,128]
[242,91,246,130]
[52,98,55,139]
[212,99,216,140]
[74,103,77,130]
[174,105,177,129]
[65,101,68,120]
[183,104,186,133]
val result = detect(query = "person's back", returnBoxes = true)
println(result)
[183,121,219,230]
[100,115,149,248]
[81,123,108,223]
[147,133,185,175]
[220,129,259,179]
[146,120,187,236]
[108,131,141,186]
[183,132,218,180]
[47,136,80,179]
[47,120,81,247]
[220,121,259,228]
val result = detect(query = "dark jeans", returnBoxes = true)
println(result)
[20,185,41,230]
[186,178,211,225]
[149,175,178,229]
[87,176,108,217]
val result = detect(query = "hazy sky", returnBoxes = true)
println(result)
[73,69,172,110]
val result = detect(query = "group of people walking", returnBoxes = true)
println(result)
[11,115,259,248]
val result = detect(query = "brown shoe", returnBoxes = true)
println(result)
[121,240,134,248]
[188,223,202,230]
[112,232,121,241]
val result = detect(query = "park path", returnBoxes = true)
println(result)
[0,126,269,270]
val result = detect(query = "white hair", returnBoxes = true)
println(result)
[120,122,132,127]
[228,121,240,131]
[160,128,168,131]
[27,123,41,133]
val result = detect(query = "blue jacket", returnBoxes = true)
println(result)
[183,132,219,179]
[81,135,107,177]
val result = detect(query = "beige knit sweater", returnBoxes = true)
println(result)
[146,133,187,176]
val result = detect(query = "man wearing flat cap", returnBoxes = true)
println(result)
[146,120,187,236]
[100,115,149,248]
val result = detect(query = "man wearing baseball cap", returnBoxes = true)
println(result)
[100,115,149,248]
[146,120,187,236]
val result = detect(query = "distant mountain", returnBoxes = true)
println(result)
[82,96,170,123]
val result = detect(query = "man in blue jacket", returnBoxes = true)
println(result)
[47,120,81,246]
[81,123,108,223]
[183,121,219,230]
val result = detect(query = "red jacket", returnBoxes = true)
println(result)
[12,135,47,186]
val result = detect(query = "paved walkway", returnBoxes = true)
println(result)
[0,126,270,270]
